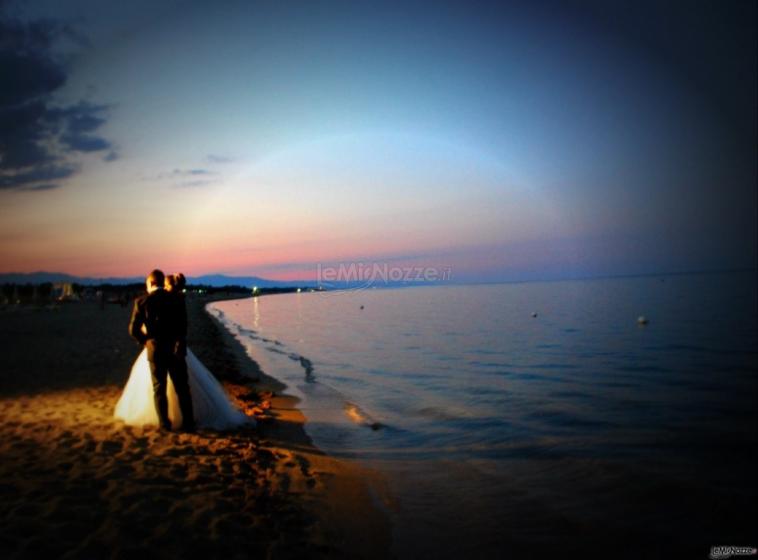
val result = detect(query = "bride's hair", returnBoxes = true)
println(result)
[166,273,187,291]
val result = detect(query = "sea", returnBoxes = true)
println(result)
[209,271,757,558]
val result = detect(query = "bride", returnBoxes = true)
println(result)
[115,273,250,431]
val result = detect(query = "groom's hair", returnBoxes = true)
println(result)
[147,269,165,288]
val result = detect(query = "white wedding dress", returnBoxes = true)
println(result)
[114,348,250,430]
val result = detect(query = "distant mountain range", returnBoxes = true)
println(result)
[0,271,316,288]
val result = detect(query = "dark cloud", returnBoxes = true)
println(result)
[0,100,55,168]
[61,133,111,152]
[55,103,107,134]
[0,161,78,189]
[206,154,234,164]
[173,168,214,176]
[0,50,66,107]
[0,9,115,191]
[171,168,218,188]
[141,167,218,184]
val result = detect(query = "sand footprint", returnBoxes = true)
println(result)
[97,439,123,454]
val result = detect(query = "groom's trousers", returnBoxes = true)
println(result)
[168,353,195,429]
[147,345,174,429]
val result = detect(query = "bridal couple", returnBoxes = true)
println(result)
[114,269,248,431]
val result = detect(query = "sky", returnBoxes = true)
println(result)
[0,0,755,282]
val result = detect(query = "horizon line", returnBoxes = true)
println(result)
[1,266,755,288]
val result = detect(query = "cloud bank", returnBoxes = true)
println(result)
[0,6,115,191]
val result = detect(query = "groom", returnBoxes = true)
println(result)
[128,269,196,432]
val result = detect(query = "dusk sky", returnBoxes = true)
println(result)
[1,0,755,282]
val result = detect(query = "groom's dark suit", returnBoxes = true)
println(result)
[129,287,195,430]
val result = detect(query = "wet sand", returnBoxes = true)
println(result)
[0,296,391,559]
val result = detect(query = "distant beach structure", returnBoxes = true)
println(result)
[52,282,79,302]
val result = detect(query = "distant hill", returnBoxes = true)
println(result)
[188,274,315,288]
[0,271,315,288]
[0,271,458,290]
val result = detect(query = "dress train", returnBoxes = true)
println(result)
[114,348,250,430]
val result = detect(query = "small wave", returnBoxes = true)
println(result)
[270,352,316,382]
[467,360,515,368]
[218,313,316,383]
[512,372,571,383]
[293,354,312,370]
[600,381,637,388]
[298,355,315,382]
[644,344,709,353]
[616,365,672,374]
[344,402,383,430]
[524,409,618,430]
[525,363,580,370]
[548,390,592,400]
[413,406,463,422]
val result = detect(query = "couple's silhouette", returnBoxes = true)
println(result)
[127,269,194,431]
[114,269,248,431]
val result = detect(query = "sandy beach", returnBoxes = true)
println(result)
[0,296,391,559]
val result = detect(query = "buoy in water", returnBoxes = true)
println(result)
[531,312,538,318]
[637,316,649,325]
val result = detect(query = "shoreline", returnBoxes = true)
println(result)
[190,294,393,558]
[0,295,391,559]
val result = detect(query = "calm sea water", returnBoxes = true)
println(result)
[210,272,757,558]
